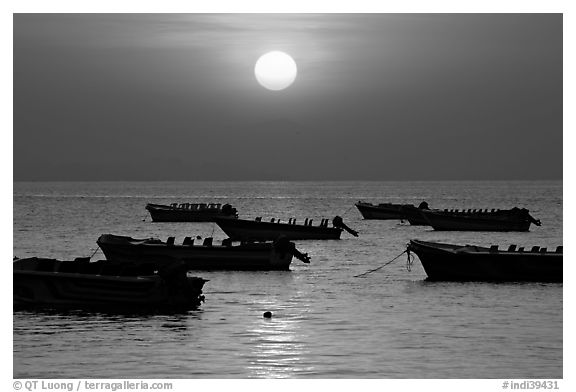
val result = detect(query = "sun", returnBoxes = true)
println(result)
[254,51,297,91]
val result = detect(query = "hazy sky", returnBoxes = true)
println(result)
[13,13,562,181]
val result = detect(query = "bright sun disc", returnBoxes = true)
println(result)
[254,51,297,91]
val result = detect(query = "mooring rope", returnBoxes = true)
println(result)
[353,249,409,278]
[89,246,100,260]
[406,248,415,272]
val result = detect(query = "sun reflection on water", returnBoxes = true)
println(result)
[244,300,315,378]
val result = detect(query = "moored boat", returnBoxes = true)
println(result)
[97,234,310,271]
[355,201,409,220]
[355,201,431,224]
[215,216,359,241]
[146,202,238,222]
[416,207,541,231]
[13,257,208,311]
[407,239,562,282]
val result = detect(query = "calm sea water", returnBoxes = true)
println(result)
[13,181,562,378]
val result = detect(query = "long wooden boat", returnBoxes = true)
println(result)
[416,207,541,231]
[13,257,208,311]
[96,234,310,271]
[146,202,238,222]
[355,201,409,220]
[407,239,562,282]
[215,216,359,241]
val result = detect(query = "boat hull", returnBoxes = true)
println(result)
[97,235,295,271]
[13,259,207,311]
[355,202,408,220]
[419,210,533,231]
[408,240,562,282]
[146,203,238,222]
[216,219,342,241]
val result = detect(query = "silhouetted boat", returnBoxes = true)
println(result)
[13,257,208,311]
[96,234,310,271]
[355,201,408,220]
[407,240,562,282]
[399,203,433,225]
[145,202,238,222]
[215,216,359,241]
[414,207,541,231]
[356,200,432,223]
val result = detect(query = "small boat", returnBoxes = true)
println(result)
[13,257,208,311]
[355,201,408,220]
[96,234,311,271]
[215,216,359,241]
[416,207,541,231]
[145,202,238,222]
[407,239,562,282]
[356,201,431,223]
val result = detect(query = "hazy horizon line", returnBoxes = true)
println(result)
[13,178,563,183]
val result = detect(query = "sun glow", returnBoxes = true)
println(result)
[254,51,297,91]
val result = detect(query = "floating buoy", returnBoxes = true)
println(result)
[263,311,272,318]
